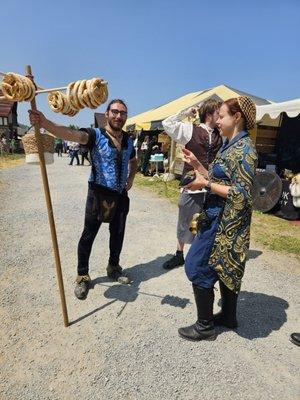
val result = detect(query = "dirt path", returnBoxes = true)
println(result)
[0,156,299,400]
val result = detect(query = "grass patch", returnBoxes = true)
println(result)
[0,153,25,170]
[134,173,300,258]
[251,211,300,256]
[134,173,180,205]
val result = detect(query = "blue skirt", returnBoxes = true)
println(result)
[185,203,222,288]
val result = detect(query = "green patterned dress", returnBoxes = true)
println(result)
[208,131,258,293]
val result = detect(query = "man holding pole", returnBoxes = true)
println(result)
[161,99,222,269]
[29,99,137,300]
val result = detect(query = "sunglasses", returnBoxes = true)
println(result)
[110,109,128,117]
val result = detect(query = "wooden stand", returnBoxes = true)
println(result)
[25,65,69,327]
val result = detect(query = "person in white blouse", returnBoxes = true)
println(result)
[162,99,222,270]
[140,135,150,175]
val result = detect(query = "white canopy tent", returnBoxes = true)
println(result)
[257,98,300,123]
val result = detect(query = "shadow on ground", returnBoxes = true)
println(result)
[247,249,263,260]
[96,255,190,308]
[73,254,288,340]
[71,255,191,324]
[217,290,289,340]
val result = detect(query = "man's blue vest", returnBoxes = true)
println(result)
[89,128,133,193]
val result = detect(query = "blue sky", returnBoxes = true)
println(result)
[1,0,299,127]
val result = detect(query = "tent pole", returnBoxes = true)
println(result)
[169,139,175,171]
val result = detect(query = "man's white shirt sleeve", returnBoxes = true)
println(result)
[162,111,193,145]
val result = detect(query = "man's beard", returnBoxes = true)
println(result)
[108,120,124,133]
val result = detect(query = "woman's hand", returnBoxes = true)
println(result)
[184,170,207,191]
[182,148,208,176]
[182,148,201,169]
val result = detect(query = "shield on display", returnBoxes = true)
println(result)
[252,171,283,212]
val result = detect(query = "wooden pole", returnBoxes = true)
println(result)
[36,81,108,94]
[36,86,68,94]
[25,65,69,327]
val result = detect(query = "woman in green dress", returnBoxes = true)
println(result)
[178,96,258,341]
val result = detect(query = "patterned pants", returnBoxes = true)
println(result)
[185,202,222,288]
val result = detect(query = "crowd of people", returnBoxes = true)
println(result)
[54,138,91,166]
[0,135,18,154]
[135,134,167,176]
[28,96,299,345]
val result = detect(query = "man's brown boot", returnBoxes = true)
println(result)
[74,274,91,300]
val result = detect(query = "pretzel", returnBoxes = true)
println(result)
[81,87,95,108]
[91,78,108,104]
[1,73,36,102]
[66,81,78,110]
[66,77,108,111]
[48,91,78,116]
[73,80,85,110]
[48,91,65,113]
[77,80,88,108]
[86,79,99,108]
[47,77,108,116]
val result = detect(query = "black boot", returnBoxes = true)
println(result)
[178,285,216,341]
[163,251,184,270]
[106,263,131,284]
[290,333,300,347]
[214,280,238,329]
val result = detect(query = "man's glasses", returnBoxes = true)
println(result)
[110,109,128,117]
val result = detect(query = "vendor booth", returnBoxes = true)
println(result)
[255,99,300,220]
[256,99,300,172]
[125,87,300,220]
[125,84,271,174]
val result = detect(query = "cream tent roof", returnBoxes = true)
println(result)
[126,84,271,131]
[257,98,300,121]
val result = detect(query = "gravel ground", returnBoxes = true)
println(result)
[1,155,300,400]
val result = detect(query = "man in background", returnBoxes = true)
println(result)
[162,99,222,269]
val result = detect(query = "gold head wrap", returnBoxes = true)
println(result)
[237,96,256,130]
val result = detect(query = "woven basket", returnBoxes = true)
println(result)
[22,133,55,164]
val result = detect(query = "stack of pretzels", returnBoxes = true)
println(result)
[48,78,108,116]
[48,91,78,116]
[67,78,108,110]
[1,73,36,102]
[1,72,108,117]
